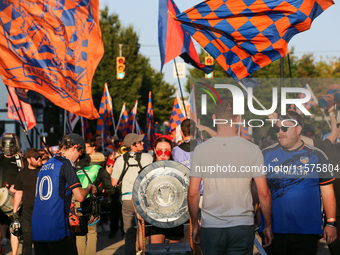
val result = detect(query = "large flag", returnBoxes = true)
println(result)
[168,91,186,143]
[158,0,214,74]
[0,0,103,119]
[289,84,317,114]
[81,117,93,141]
[144,91,156,150]
[173,0,334,80]
[96,84,114,145]
[123,101,138,137]
[65,111,80,134]
[116,103,129,138]
[7,86,36,131]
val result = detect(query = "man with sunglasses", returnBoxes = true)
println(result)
[260,111,337,254]
[111,133,153,255]
[31,133,97,255]
[12,148,43,255]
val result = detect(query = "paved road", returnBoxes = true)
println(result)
[3,231,331,254]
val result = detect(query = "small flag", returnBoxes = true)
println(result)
[96,84,113,146]
[123,101,138,137]
[66,111,80,134]
[144,91,155,151]
[81,117,93,141]
[7,86,36,131]
[168,91,186,143]
[116,104,129,138]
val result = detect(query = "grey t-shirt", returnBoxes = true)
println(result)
[112,152,153,200]
[191,136,264,228]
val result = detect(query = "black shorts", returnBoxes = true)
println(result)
[145,225,184,240]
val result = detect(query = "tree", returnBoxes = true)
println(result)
[90,7,175,134]
[186,48,340,140]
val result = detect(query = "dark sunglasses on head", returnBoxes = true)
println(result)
[274,126,289,133]
[34,155,42,160]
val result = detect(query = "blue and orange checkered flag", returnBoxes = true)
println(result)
[173,0,334,80]
[0,0,103,119]
[168,91,186,143]
[123,101,138,137]
[289,84,317,114]
[158,0,214,74]
[144,91,155,151]
[236,116,251,141]
[96,84,114,145]
[81,117,93,141]
[136,120,144,136]
[116,103,129,138]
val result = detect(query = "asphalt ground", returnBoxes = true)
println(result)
[2,231,331,255]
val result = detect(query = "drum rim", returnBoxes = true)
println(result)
[133,160,190,229]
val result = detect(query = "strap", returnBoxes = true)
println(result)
[121,192,133,197]
[117,153,130,184]
[81,168,93,185]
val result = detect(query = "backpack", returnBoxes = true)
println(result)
[117,152,143,187]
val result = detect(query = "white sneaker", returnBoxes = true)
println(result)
[1,238,9,246]
[97,225,102,233]
[102,222,110,232]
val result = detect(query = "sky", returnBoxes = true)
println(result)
[99,1,340,95]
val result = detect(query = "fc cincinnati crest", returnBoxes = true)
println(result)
[300,156,309,164]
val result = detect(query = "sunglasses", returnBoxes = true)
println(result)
[34,155,42,160]
[273,126,290,133]
[155,150,171,157]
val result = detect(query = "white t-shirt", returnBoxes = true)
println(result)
[111,153,153,200]
[191,136,264,228]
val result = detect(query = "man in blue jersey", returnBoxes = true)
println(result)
[260,111,337,254]
[32,133,96,255]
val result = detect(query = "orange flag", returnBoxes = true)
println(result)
[0,0,103,119]
[7,87,36,131]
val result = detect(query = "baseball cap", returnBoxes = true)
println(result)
[302,124,316,138]
[89,152,105,165]
[123,133,144,147]
[24,148,41,159]
[62,133,85,151]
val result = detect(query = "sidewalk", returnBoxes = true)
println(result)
[3,231,331,254]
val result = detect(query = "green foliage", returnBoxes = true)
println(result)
[90,6,175,134]
[186,47,340,140]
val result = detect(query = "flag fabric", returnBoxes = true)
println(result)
[173,0,334,80]
[189,84,198,124]
[168,91,186,143]
[123,101,138,137]
[0,0,103,119]
[7,86,36,131]
[65,111,80,134]
[136,120,144,136]
[96,84,113,145]
[81,117,93,141]
[288,84,317,114]
[14,88,30,104]
[158,0,214,74]
[144,91,156,151]
[237,117,251,141]
[116,104,129,138]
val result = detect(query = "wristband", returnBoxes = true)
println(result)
[327,218,336,222]
[326,221,337,227]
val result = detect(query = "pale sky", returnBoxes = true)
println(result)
[99,1,340,94]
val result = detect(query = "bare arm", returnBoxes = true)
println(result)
[13,190,23,214]
[112,178,118,187]
[320,184,337,245]
[187,177,201,244]
[326,106,337,144]
[72,184,97,202]
[254,176,273,248]
[196,125,217,137]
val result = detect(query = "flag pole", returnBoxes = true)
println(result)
[238,81,267,111]
[6,86,33,148]
[173,58,187,118]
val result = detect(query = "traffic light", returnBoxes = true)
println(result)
[116,57,125,80]
[205,56,214,79]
